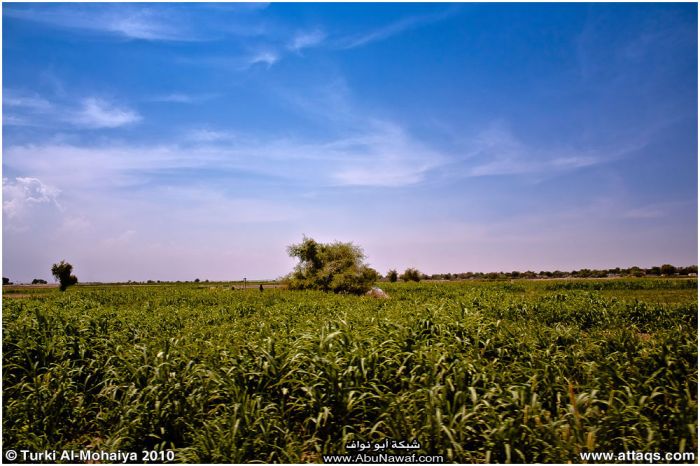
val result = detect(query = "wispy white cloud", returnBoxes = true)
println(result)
[69,98,141,129]
[576,7,696,84]
[218,3,271,12]
[4,4,201,41]
[262,81,447,186]
[338,17,420,50]
[102,229,137,247]
[248,50,279,68]
[460,122,646,178]
[175,50,291,72]
[622,201,693,220]
[182,50,283,70]
[4,115,35,127]
[185,128,237,143]
[108,10,184,41]
[325,121,445,187]
[272,77,361,130]
[4,117,445,190]
[4,90,142,129]
[288,29,326,52]
[3,89,54,126]
[624,205,665,220]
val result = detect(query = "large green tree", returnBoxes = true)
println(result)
[286,237,379,294]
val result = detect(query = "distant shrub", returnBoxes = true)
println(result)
[387,269,398,283]
[31,279,48,285]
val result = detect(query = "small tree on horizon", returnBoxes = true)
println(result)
[51,260,78,291]
[286,236,379,294]
[387,269,398,282]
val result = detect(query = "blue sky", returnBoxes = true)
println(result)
[3,2,697,282]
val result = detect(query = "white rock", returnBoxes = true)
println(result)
[366,287,389,299]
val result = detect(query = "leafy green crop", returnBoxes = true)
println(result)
[3,279,697,463]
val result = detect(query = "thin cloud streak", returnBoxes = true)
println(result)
[148,93,219,104]
[3,90,53,111]
[175,51,282,71]
[335,7,459,50]
[449,123,650,178]
[4,90,142,130]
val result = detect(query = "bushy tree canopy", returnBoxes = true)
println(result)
[286,237,379,294]
[387,269,398,283]
[51,260,78,291]
[400,267,422,282]
[660,264,677,276]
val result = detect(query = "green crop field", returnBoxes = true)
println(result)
[2,278,697,463]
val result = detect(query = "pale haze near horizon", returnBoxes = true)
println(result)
[3,3,698,283]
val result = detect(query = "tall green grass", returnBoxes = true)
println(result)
[3,280,697,462]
